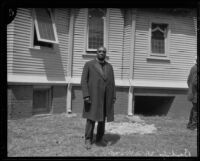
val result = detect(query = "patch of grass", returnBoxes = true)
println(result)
[7,113,197,156]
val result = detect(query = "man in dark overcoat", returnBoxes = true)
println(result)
[187,57,197,130]
[81,46,116,149]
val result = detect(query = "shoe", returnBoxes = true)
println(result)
[96,139,107,147]
[85,140,92,150]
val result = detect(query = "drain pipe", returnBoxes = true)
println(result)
[67,82,72,113]
[128,9,137,116]
[66,8,75,113]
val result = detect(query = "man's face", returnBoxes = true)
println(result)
[97,47,106,61]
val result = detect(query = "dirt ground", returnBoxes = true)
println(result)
[7,113,197,157]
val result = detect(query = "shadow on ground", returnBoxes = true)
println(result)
[93,133,120,146]
[104,133,121,145]
[92,133,121,146]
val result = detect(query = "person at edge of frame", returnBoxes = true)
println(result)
[81,46,116,150]
[187,56,197,130]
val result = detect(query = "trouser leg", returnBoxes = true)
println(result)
[85,119,95,142]
[187,108,193,127]
[96,90,107,141]
[187,103,197,129]
[96,121,105,141]
[191,103,197,127]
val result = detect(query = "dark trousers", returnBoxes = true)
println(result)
[85,119,105,142]
[187,103,197,129]
[85,90,107,142]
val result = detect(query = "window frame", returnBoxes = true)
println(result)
[85,8,108,52]
[32,8,59,45]
[148,18,171,59]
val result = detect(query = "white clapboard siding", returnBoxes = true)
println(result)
[122,9,131,79]
[7,20,15,74]
[133,9,197,82]
[11,8,70,79]
[72,8,129,79]
[54,9,70,76]
[72,8,89,77]
[107,8,124,79]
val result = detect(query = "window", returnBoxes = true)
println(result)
[149,21,170,59]
[33,86,52,115]
[87,8,107,51]
[32,8,58,48]
[151,23,168,54]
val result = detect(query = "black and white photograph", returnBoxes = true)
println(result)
[1,0,199,158]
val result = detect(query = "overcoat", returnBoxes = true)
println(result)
[81,59,116,122]
[187,63,197,103]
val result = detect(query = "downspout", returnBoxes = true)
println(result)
[128,8,136,116]
[67,8,75,113]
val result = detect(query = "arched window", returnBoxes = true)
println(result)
[151,23,168,54]
[87,8,106,50]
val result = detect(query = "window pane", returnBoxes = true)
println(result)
[152,39,165,53]
[88,8,106,49]
[151,23,167,54]
[35,8,56,41]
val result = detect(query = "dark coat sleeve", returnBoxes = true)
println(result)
[81,62,90,98]
[111,65,116,100]
[187,64,197,102]
[192,71,197,88]
[187,68,192,87]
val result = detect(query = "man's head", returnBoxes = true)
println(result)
[97,46,106,61]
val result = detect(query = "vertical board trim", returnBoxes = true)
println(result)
[130,9,137,79]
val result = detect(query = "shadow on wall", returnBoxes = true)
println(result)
[30,46,66,82]
[71,86,84,113]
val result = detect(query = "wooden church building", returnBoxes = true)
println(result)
[7,8,197,119]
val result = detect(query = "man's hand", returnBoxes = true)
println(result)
[84,97,91,104]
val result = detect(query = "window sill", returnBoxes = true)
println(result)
[29,47,56,54]
[82,53,109,59]
[147,56,170,62]
[86,49,97,52]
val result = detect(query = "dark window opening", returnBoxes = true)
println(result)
[134,96,174,116]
